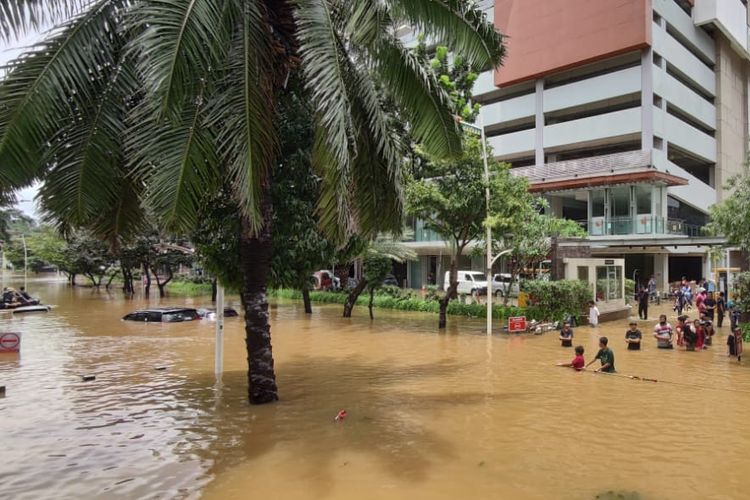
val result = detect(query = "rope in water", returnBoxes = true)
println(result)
[561,366,750,395]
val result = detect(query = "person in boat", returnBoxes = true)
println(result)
[18,287,39,306]
[2,287,21,307]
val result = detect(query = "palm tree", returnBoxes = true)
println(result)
[0,0,504,404]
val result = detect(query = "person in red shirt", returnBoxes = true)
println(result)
[693,319,706,350]
[558,345,585,371]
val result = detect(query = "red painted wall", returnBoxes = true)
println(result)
[494,0,652,87]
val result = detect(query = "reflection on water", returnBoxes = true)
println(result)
[2,277,750,499]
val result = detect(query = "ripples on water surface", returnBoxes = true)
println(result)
[2,278,750,499]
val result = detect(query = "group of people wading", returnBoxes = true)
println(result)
[558,277,743,372]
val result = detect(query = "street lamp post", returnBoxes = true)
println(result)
[21,234,27,291]
[457,115,493,335]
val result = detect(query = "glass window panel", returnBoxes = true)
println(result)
[610,187,631,217]
[591,190,605,217]
[636,185,651,214]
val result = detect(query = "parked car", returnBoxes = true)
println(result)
[312,270,341,291]
[123,308,201,323]
[443,270,488,296]
[196,307,239,320]
[382,274,399,287]
[492,273,520,298]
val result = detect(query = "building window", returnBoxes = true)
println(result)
[596,266,623,301]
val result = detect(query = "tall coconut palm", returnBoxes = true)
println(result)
[0,0,504,404]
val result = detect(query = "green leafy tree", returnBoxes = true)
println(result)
[488,200,586,305]
[63,232,118,287]
[0,0,503,404]
[406,135,528,328]
[709,163,750,255]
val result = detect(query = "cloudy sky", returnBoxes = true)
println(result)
[1,29,44,219]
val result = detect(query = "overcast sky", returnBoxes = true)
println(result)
[1,29,44,219]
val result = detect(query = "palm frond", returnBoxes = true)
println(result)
[371,36,461,159]
[129,0,230,117]
[129,87,219,233]
[0,0,122,191]
[295,0,356,179]
[0,0,92,42]
[38,54,138,231]
[206,0,276,235]
[386,0,504,69]
[369,234,416,262]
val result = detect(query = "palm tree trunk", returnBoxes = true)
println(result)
[343,279,367,317]
[302,286,312,314]
[239,200,278,405]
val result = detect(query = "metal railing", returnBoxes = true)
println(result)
[577,216,706,237]
[511,150,653,183]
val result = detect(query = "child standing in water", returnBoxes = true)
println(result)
[557,345,585,370]
[559,322,574,347]
[625,321,642,350]
[588,301,600,327]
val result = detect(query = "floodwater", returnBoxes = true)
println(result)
[2,278,750,500]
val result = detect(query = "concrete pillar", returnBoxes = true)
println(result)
[641,48,654,152]
[654,253,669,293]
[535,79,545,166]
[703,253,712,282]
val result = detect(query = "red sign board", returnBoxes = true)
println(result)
[508,316,527,333]
[0,332,21,353]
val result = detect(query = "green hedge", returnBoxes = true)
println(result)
[520,280,590,322]
[166,280,213,296]
[270,288,537,320]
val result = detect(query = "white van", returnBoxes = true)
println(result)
[443,270,488,296]
[492,273,520,298]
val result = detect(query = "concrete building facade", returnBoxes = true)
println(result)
[406,0,748,293]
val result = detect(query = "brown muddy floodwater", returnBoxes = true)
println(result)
[2,277,750,500]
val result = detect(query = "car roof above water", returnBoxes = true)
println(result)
[133,307,197,313]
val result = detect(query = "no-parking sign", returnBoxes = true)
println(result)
[0,332,21,353]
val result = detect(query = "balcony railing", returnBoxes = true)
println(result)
[577,216,705,237]
[511,150,653,184]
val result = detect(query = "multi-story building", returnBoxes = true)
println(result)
[405,0,748,293]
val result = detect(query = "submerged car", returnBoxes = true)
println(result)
[122,308,201,323]
[196,307,239,320]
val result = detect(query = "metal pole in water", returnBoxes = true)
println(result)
[22,234,27,291]
[215,282,225,377]
[480,113,493,336]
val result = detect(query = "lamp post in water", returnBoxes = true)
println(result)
[21,234,27,291]
[215,282,225,378]
[455,115,495,335]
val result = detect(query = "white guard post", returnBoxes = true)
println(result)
[215,283,225,377]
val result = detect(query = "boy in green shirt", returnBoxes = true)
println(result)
[586,336,615,372]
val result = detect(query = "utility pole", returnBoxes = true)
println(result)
[457,116,493,335]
